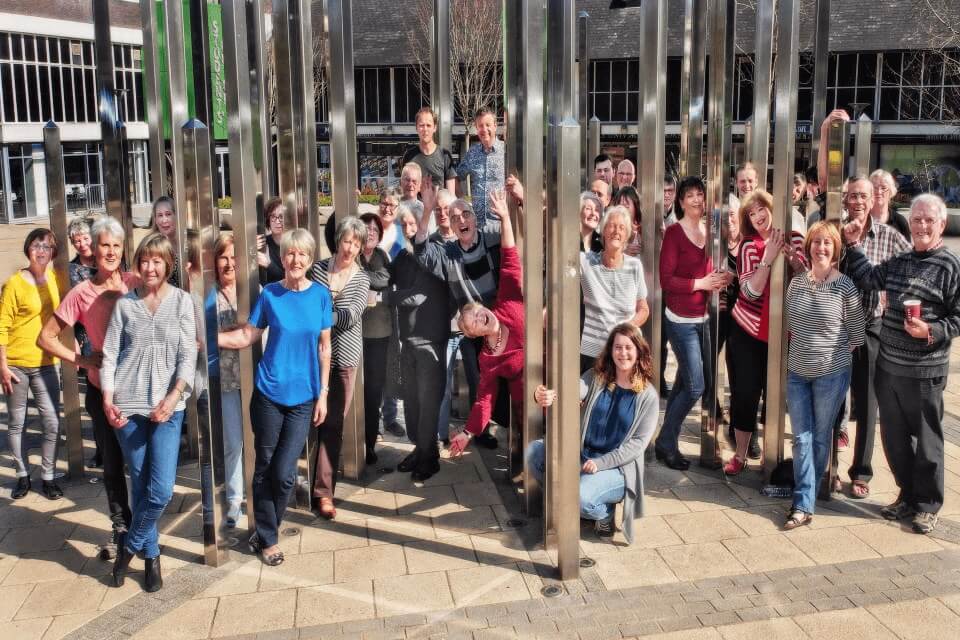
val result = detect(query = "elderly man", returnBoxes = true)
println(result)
[615,159,636,190]
[843,193,960,534]
[594,154,614,185]
[457,108,505,228]
[590,179,612,210]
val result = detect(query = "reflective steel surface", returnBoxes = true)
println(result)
[679,0,706,178]
[139,0,166,202]
[854,114,873,177]
[811,0,831,158]
[431,0,452,152]
[750,0,775,188]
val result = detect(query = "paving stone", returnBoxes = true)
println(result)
[710,595,752,612]
[735,606,779,622]
[789,575,831,590]
[618,620,661,637]
[810,596,856,612]
[849,591,894,607]
[254,629,300,640]
[511,620,558,638]
[773,601,817,616]
[382,614,428,628]
[697,610,740,627]
[754,581,796,594]
[682,588,722,603]
[892,574,935,589]
[298,622,343,639]
[747,592,795,607]
[673,601,716,617]
[581,625,622,640]
[633,605,677,622]
[883,587,927,602]
[820,583,864,598]
[361,630,404,640]
[786,588,828,602]
[594,609,635,626]
[339,619,383,633]
[918,583,960,598]
[657,615,702,632]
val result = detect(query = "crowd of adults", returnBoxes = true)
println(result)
[2,105,958,588]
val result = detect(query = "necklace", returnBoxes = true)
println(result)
[485,324,503,354]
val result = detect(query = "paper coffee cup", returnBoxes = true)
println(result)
[904,299,921,320]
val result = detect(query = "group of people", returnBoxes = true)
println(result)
[2,105,958,585]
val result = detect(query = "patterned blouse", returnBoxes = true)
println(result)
[308,259,370,369]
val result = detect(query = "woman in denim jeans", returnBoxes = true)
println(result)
[783,222,865,529]
[101,233,197,592]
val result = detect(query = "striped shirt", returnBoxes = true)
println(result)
[785,272,865,377]
[580,251,648,358]
[309,259,370,369]
[100,286,197,417]
[731,233,805,342]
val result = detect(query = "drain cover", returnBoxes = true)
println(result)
[541,585,563,598]
[282,527,300,537]
[579,557,596,568]
[506,518,526,528]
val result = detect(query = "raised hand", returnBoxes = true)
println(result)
[762,229,785,264]
[842,218,864,244]
[489,189,510,223]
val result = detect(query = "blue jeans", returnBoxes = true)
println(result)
[249,389,312,547]
[655,318,712,456]
[115,411,185,559]
[437,334,462,441]
[787,367,851,514]
[221,389,244,509]
[525,439,625,521]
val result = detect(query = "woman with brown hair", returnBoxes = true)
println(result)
[257,197,287,284]
[527,323,659,542]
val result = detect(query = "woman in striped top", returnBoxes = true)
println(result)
[783,222,865,529]
[725,189,806,476]
[309,217,371,518]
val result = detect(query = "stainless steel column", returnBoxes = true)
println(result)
[93,0,134,260]
[43,122,83,480]
[703,0,736,469]
[324,0,364,480]
[221,0,265,543]
[504,0,544,516]
[139,0,166,201]
[545,0,580,581]
[854,114,873,176]
[679,0,707,177]
[750,0,775,188]
[811,0,831,159]
[578,10,589,181]
[251,1,274,200]
[162,0,189,242]
[762,0,801,481]
[587,116,601,177]
[638,0,667,394]
[431,0,452,152]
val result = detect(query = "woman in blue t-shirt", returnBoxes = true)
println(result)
[219,228,333,567]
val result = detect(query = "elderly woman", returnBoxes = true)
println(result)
[1,228,61,500]
[580,205,650,374]
[150,196,180,287]
[359,213,391,463]
[309,217,371,518]
[257,197,286,284]
[655,177,732,470]
[219,228,332,563]
[783,222,865,529]
[869,169,910,241]
[528,323,658,540]
[615,186,643,258]
[725,189,805,476]
[100,233,196,592]
[843,194,960,535]
[40,217,135,558]
[68,216,97,287]
[378,188,406,260]
[579,191,604,253]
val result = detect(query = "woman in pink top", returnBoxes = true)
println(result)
[654,177,732,470]
[38,217,138,561]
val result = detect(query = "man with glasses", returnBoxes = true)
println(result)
[615,159,636,190]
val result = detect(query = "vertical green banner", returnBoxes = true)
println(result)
[207,3,227,140]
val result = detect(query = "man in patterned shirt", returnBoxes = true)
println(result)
[457,108,504,228]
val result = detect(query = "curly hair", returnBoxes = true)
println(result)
[592,323,653,392]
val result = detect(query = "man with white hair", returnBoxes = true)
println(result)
[843,193,960,534]
[615,159,636,190]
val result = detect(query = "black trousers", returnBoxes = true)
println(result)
[401,340,447,469]
[85,384,131,533]
[848,316,881,482]
[876,366,946,514]
[362,337,389,452]
[727,321,768,434]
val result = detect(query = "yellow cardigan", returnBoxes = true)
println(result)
[0,269,60,368]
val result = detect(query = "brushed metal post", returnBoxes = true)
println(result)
[251,0,273,200]
[139,0,166,201]
[163,0,189,244]
[545,0,580,581]
[638,0,667,394]
[762,0,800,483]
[324,0,364,480]
[578,10,589,181]
[854,113,873,176]
[43,122,83,480]
[273,0,306,231]
[811,0,831,159]
[750,0,775,188]
[431,0,452,152]
[703,0,736,469]
[221,0,264,543]
[93,0,134,260]
[587,116,601,180]
[679,0,706,177]
[743,116,753,168]
[504,0,544,516]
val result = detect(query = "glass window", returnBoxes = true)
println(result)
[594,92,610,121]
[378,69,391,123]
[595,60,610,92]
[38,66,50,121]
[611,59,628,92]
[836,53,858,86]
[36,37,47,63]
[899,88,920,119]
[11,35,22,61]
[0,34,9,60]
[82,42,94,66]
[50,66,63,122]
[879,87,900,120]
[71,68,85,120]
[13,63,27,122]
[84,68,96,121]
[0,63,13,121]
[22,35,35,62]
[63,68,75,122]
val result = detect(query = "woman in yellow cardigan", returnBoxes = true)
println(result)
[0,228,61,500]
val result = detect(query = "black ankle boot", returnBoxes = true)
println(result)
[144,555,163,592]
[111,540,133,588]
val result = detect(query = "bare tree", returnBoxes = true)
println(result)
[406,0,503,148]
[263,25,328,127]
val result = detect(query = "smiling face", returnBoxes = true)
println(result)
[267,207,284,235]
[792,180,805,203]
[602,211,630,253]
[871,176,893,212]
[379,196,399,225]
[400,170,421,200]
[737,167,758,197]
[216,242,236,288]
[71,232,93,258]
[435,199,452,231]
[153,204,176,237]
[616,195,637,219]
[139,253,168,288]
[843,178,874,221]
[808,230,835,268]
[415,111,436,145]
[450,204,478,248]
[475,113,497,149]
[616,161,635,187]
[580,199,600,232]
[680,186,705,220]
[611,333,638,375]
[94,232,123,274]
[282,246,312,280]
[460,304,496,338]
[909,201,946,252]
[747,204,772,235]
[27,233,55,272]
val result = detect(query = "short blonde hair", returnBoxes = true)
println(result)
[804,221,842,265]
[279,228,316,262]
[133,232,176,281]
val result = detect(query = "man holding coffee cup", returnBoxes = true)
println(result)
[843,193,960,535]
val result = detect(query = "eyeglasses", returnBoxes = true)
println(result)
[379,201,398,209]
[268,214,284,221]
[874,185,891,195]
[30,243,54,252]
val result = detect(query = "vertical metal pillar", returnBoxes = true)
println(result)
[587,117,601,181]
[324,0,364,480]
[139,0,166,201]
[545,0,580,581]
[750,0,775,188]
[679,0,707,178]
[504,0,544,516]
[163,0,189,242]
[93,0,134,260]
[638,0,667,394]
[743,116,754,170]
[762,0,800,482]
[431,0,452,152]
[854,114,873,176]
[703,0,736,469]
[221,0,264,543]
[43,122,83,480]
[250,0,273,200]
[577,10,589,181]
[811,0,831,159]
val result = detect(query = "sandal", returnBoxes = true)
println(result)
[783,510,813,531]
[261,549,284,566]
[318,497,336,520]
[850,480,870,499]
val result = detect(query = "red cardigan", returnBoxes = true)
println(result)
[659,223,714,318]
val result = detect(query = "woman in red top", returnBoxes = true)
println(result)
[448,190,521,457]
[725,189,806,475]
[654,177,732,470]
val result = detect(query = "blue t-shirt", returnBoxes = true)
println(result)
[250,281,333,406]
[582,385,637,462]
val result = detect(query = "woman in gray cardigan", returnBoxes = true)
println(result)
[527,322,659,542]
